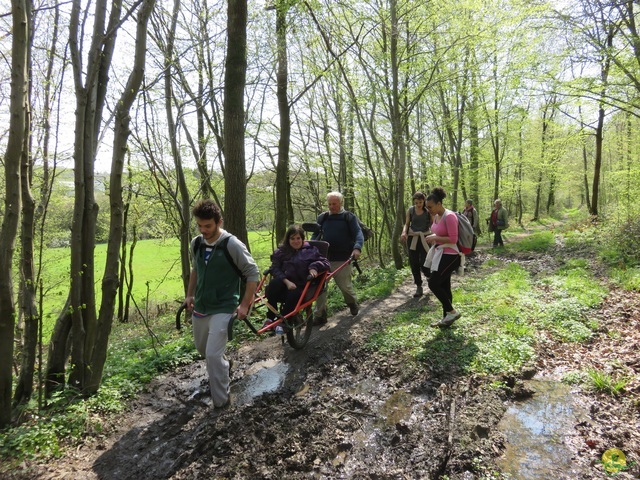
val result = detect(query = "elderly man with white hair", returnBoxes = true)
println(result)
[311,191,364,325]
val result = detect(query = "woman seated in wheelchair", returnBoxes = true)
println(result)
[264,224,330,332]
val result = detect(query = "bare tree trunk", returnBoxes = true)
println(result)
[591,26,614,218]
[163,0,193,293]
[546,176,556,214]
[468,70,480,205]
[47,0,153,395]
[196,66,215,199]
[533,99,555,222]
[14,0,37,408]
[61,0,114,394]
[117,167,132,322]
[0,0,29,427]
[533,171,543,222]
[579,105,592,212]
[516,111,526,226]
[274,0,291,241]
[591,103,604,217]
[224,0,249,244]
[390,0,406,270]
[89,0,156,395]
[545,97,558,215]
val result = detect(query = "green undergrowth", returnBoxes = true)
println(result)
[1,262,400,466]
[562,368,629,396]
[323,263,406,316]
[1,321,198,464]
[366,233,607,378]
[563,217,640,291]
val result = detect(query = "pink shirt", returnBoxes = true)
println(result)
[430,209,459,254]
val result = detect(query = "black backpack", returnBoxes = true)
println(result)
[318,211,374,242]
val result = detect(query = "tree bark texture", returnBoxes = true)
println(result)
[275,0,291,242]
[0,0,28,427]
[14,0,37,408]
[223,0,249,246]
[91,0,157,395]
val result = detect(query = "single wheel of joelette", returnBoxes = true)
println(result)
[286,307,314,349]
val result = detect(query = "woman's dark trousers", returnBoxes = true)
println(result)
[427,254,461,317]
[408,242,430,286]
[266,278,303,320]
[493,229,504,247]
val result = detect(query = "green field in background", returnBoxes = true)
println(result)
[39,232,275,339]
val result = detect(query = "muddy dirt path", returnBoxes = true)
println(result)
[23,248,640,480]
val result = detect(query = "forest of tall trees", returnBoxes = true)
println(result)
[1,0,640,427]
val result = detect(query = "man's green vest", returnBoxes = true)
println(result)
[194,236,242,315]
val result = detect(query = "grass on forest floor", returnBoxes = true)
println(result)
[366,227,609,379]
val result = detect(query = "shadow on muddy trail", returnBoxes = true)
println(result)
[92,400,203,479]
[87,274,522,479]
[90,287,480,479]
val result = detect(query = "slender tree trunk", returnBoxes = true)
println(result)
[196,63,215,199]
[516,112,525,226]
[89,0,156,394]
[14,0,37,408]
[533,171,543,222]
[68,0,125,392]
[223,0,249,244]
[533,101,555,222]
[468,92,479,206]
[390,0,406,270]
[0,0,29,427]
[164,0,193,293]
[591,104,604,217]
[274,0,291,241]
[591,27,614,218]
[117,166,132,322]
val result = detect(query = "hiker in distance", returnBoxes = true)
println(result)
[489,198,509,248]
[462,199,481,236]
[184,199,260,408]
[400,191,432,298]
[311,191,364,325]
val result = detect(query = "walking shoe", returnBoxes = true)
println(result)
[262,319,273,329]
[214,396,232,409]
[313,313,327,326]
[433,311,461,328]
[348,303,359,316]
[413,285,423,298]
[261,319,277,336]
[275,325,286,335]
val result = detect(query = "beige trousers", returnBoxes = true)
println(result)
[192,312,232,407]
[314,260,357,317]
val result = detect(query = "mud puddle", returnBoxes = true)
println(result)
[231,358,289,406]
[497,378,588,479]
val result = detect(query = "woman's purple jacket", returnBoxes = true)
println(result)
[270,242,330,287]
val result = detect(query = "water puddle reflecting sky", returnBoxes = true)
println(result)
[497,379,587,479]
